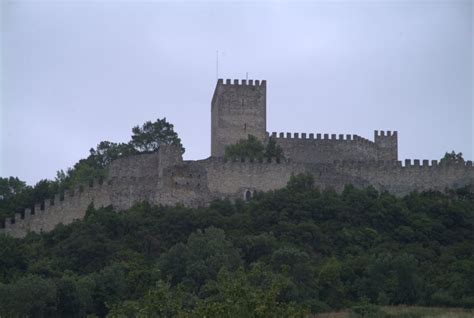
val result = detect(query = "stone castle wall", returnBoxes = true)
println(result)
[0,146,185,238]
[203,158,306,199]
[1,180,112,238]
[333,159,474,196]
[269,130,398,164]
[270,132,379,163]
[1,78,472,238]
[1,150,473,238]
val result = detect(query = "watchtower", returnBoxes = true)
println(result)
[374,130,398,161]
[211,79,267,157]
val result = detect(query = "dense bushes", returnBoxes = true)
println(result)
[0,175,473,317]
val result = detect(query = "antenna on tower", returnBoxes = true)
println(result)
[216,50,219,80]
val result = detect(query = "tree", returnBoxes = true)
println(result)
[264,137,284,160]
[0,177,27,201]
[0,177,59,221]
[224,134,265,160]
[0,177,30,219]
[287,173,314,192]
[107,280,183,318]
[89,141,137,168]
[0,275,57,317]
[55,274,95,317]
[440,151,465,164]
[224,135,284,160]
[192,266,307,317]
[158,227,242,292]
[130,118,184,154]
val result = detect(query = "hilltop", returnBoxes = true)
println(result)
[0,175,473,317]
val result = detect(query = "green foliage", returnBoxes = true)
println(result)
[158,227,241,292]
[224,134,265,160]
[351,298,382,318]
[130,117,184,154]
[109,266,307,317]
[107,280,183,317]
[192,265,307,317]
[56,117,183,191]
[55,274,95,317]
[0,118,183,221]
[0,177,58,221]
[0,275,57,317]
[224,135,284,161]
[90,141,138,168]
[287,173,314,192]
[0,235,29,283]
[264,137,284,160]
[0,181,473,316]
[0,176,27,201]
[440,151,465,164]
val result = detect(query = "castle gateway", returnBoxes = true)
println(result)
[2,79,473,237]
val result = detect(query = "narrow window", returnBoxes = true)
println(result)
[245,190,252,201]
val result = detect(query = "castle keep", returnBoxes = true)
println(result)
[2,79,473,238]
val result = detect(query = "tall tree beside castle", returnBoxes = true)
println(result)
[57,117,184,189]
[224,135,284,161]
[130,118,185,154]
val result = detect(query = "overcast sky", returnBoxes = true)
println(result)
[1,0,473,185]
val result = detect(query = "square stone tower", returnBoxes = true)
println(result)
[211,79,267,157]
[374,130,398,161]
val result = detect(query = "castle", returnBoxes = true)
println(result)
[2,79,473,238]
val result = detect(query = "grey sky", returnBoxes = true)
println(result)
[1,0,473,185]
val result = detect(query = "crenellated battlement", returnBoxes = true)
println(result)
[332,159,473,169]
[374,130,398,137]
[374,130,398,161]
[209,156,289,165]
[217,78,266,87]
[266,130,385,164]
[0,178,112,238]
[400,159,473,168]
[264,129,398,163]
[268,131,377,144]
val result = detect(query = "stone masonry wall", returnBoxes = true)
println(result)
[271,132,377,163]
[204,158,307,200]
[0,146,184,238]
[211,79,267,157]
[269,131,397,163]
[1,180,112,238]
[334,159,474,196]
[1,153,472,238]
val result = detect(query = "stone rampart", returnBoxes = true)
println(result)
[0,179,112,238]
[204,157,306,200]
[331,159,473,195]
[269,131,380,163]
[1,155,472,238]
[0,145,184,238]
[269,130,398,163]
